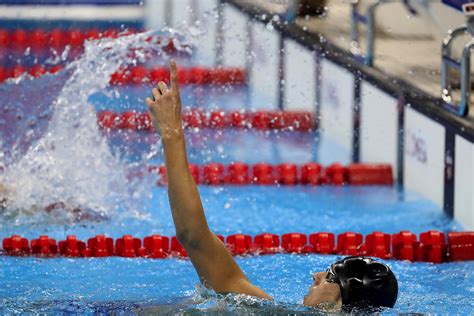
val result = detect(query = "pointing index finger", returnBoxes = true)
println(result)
[170,59,180,93]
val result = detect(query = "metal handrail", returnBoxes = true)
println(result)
[350,0,381,66]
[441,22,472,116]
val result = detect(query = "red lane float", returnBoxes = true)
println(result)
[417,230,447,263]
[336,232,363,256]
[171,236,187,257]
[348,164,394,185]
[149,163,394,186]
[144,235,169,258]
[226,234,253,255]
[362,232,391,259]
[309,232,335,254]
[59,235,86,257]
[98,110,315,131]
[109,66,246,86]
[2,235,30,256]
[392,230,418,261]
[115,235,145,257]
[31,235,58,256]
[87,235,114,257]
[2,230,474,262]
[0,65,65,83]
[254,233,280,254]
[282,233,311,254]
[448,232,474,261]
[0,28,185,51]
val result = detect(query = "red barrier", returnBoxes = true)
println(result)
[0,66,6,83]
[203,163,225,185]
[417,230,447,263]
[31,235,58,256]
[251,111,271,130]
[171,236,187,257]
[11,29,28,50]
[206,111,227,128]
[189,164,200,184]
[87,235,114,257]
[12,65,26,78]
[149,67,170,84]
[97,111,119,129]
[31,29,47,52]
[119,111,140,129]
[2,231,473,262]
[50,28,66,50]
[281,233,309,253]
[182,109,205,128]
[226,234,253,255]
[362,232,391,259]
[116,235,145,257]
[69,28,85,47]
[336,232,363,255]
[309,233,335,254]
[300,163,322,185]
[85,28,100,40]
[325,163,348,186]
[252,163,276,185]
[281,112,314,131]
[29,65,47,78]
[59,235,86,257]
[254,233,280,254]
[147,163,393,186]
[392,231,418,261]
[347,164,393,185]
[109,66,245,86]
[448,232,474,261]
[0,29,8,47]
[228,112,246,129]
[97,110,315,131]
[2,235,30,256]
[144,235,170,258]
[277,163,298,185]
[138,112,153,131]
[225,162,250,185]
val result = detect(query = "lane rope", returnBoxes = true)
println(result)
[142,163,394,186]
[0,65,246,85]
[98,110,314,131]
[2,231,473,263]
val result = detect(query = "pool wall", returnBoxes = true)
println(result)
[210,0,474,230]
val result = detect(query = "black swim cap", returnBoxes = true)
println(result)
[326,256,398,308]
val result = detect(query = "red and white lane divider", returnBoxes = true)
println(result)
[0,64,64,82]
[98,110,314,131]
[2,231,473,263]
[144,163,394,186]
[0,65,245,86]
[0,28,184,53]
[110,66,245,85]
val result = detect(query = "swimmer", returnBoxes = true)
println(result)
[145,60,398,311]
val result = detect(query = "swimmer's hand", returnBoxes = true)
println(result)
[145,59,183,141]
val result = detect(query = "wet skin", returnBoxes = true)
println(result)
[303,271,342,308]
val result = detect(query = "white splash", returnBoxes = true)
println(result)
[0,30,190,223]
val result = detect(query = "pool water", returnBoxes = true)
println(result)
[0,30,473,314]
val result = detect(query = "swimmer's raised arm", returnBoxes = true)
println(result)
[145,60,271,300]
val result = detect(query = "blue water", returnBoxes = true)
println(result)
[1,28,473,315]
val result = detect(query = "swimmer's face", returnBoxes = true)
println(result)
[303,271,342,309]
